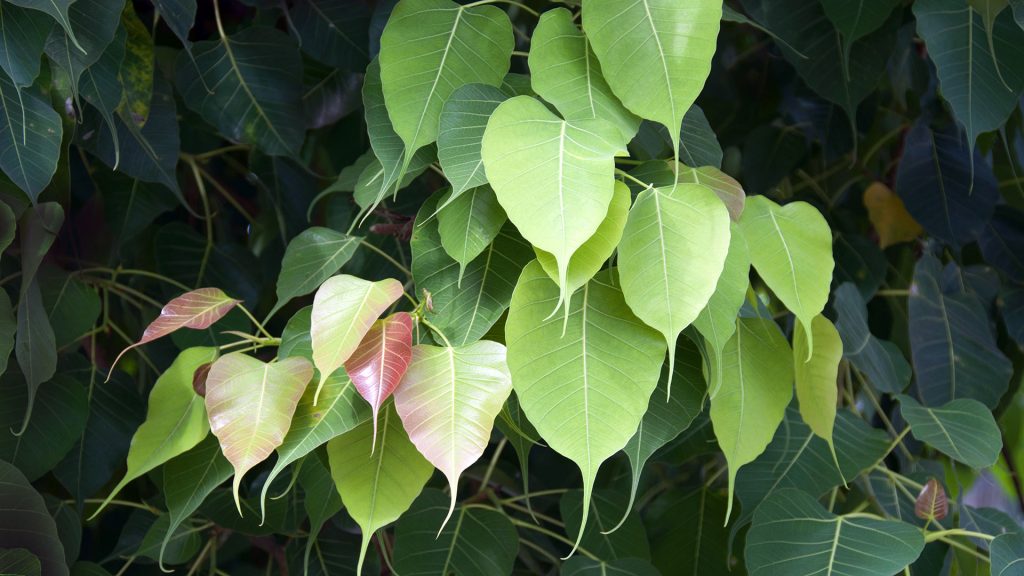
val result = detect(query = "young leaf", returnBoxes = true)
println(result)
[708,317,793,522]
[745,489,925,575]
[109,288,240,373]
[91,347,218,518]
[677,164,744,221]
[379,0,513,173]
[505,263,666,556]
[618,183,730,396]
[529,7,639,141]
[0,459,68,576]
[898,395,1002,469]
[347,312,413,451]
[693,224,749,394]
[272,227,361,317]
[482,95,627,317]
[0,77,62,199]
[793,314,843,472]
[914,478,948,522]
[325,402,434,575]
[204,353,314,514]
[437,83,508,199]
[583,0,721,161]
[739,196,833,357]
[310,275,403,403]
[436,186,507,282]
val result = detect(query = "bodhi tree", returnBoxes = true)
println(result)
[1,0,1023,575]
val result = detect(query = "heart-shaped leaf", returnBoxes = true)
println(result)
[271,227,361,318]
[693,224,749,393]
[393,340,512,528]
[506,263,665,555]
[362,57,408,214]
[310,275,403,403]
[482,95,627,316]
[898,395,1002,469]
[0,373,87,482]
[436,186,507,281]
[618,183,730,396]
[437,83,508,199]
[348,312,413,450]
[289,0,369,70]
[793,314,843,468]
[914,478,948,521]
[562,558,660,576]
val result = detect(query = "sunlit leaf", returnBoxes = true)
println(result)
[436,186,506,280]
[348,312,413,449]
[793,314,842,465]
[272,227,361,317]
[0,459,68,576]
[693,224,749,393]
[899,395,1002,469]
[437,83,508,199]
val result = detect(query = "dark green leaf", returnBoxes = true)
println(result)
[80,25,125,168]
[0,76,62,199]
[14,280,57,434]
[0,3,51,86]
[0,459,68,576]
[298,455,342,575]
[0,548,41,576]
[7,0,80,55]
[979,205,1024,282]
[899,395,1002,469]
[43,0,121,96]
[290,0,370,70]
[100,175,177,247]
[648,486,731,576]
[833,283,911,394]
[160,436,231,569]
[560,490,650,562]
[272,227,361,316]
[991,532,1024,576]
[151,0,195,47]
[0,290,14,375]
[0,372,87,481]
[560,558,660,576]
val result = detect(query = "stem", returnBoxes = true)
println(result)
[512,50,529,57]
[108,321,159,373]
[235,304,275,340]
[77,498,159,513]
[193,144,250,161]
[925,529,995,543]
[518,537,561,566]
[359,240,413,279]
[76,267,190,291]
[463,0,540,16]
[616,168,654,190]
[194,162,257,224]
[876,289,910,297]
[419,316,453,348]
[938,536,990,564]
[1001,441,1024,513]
[855,367,914,461]
[478,438,507,493]
[498,489,569,504]
[186,539,215,576]
[507,517,599,560]
[187,159,215,288]
[504,501,563,527]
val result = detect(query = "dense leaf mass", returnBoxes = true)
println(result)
[0,0,1022,575]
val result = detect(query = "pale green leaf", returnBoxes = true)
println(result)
[436,186,506,281]
[899,395,1002,469]
[708,317,793,521]
[693,223,749,394]
[272,227,361,317]
[437,83,507,198]
[793,314,842,466]
[326,402,434,574]
[739,196,833,357]
[506,263,666,555]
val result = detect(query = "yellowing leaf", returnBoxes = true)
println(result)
[205,353,314,514]
[310,275,403,403]
[392,341,512,529]
[862,182,922,248]
[793,314,844,475]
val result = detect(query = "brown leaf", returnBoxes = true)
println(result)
[192,362,213,397]
[863,182,923,248]
[915,477,948,521]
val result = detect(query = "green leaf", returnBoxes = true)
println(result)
[506,263,666,555]
[362,57,409,213]
[289,0,370,70]
[0,200,13,258]
[393,341,512,527]
[536,181,631,300]
[745,489,925,575]
[272,227,361,316]
[618,183,730,395]
[583,0,721,159]
[43,0,121,96]
[92,347,218,517]
[437,83,508,198]
[833,283,910,394]
[648,486,730,575]
[0,372,87,481]
[18,202,63,295]
[81,26,125,170]
[436,186,506,280]
[159,436,232,570]
[914,0,1024,148]
[175,26,305,156]
[793,314,842,465]
[119,3,154,126]
[101,176,177,247]
[820,0,898,81]
[205,353,313,513]
[898,395,1002,469]
[561,558,660,576]
[0,3,51,86]
[7,0,81,54]
[693,224,749,392]
[991,532,1024,576]
[297,455,343,576]
[326,402,434,575]
[0,76,62,199]
[909,254,1011,407]
[708,316,793,521]
[310,275,403,402]
[151,0,195,47]
[0,549,40,576]
[0,459,68,576]
[482,95,627,316]
[0,290,14,375]
[392,489,518,576]
[412,192,534,346]
[561,489,650,561]
[739,196,833,357]
[379,0,513,168]
[529,7,639,141]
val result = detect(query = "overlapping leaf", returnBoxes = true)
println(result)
[992,533,1024,576]
[289,0,370,70]
[899,395,1002,469]
[0,4,51,86]
[436,186,506,280]
[43,0,120,96]
[0,76,62,199]
[0,459,68,576]
[272,227,361,317]
[793,314,842,464]
[833,283,910,394]
[348,312,413,449]
[693,224,749,392]
[0,373,87,481]
[436,83,508,199]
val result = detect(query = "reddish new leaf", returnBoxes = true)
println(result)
[346,312,414,452]
[109,288,240,374]
[915,478,948,521]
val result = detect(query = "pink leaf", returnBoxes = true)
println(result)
[109,288,240,374]
[346,312,414,453]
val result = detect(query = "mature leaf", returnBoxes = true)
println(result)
[0,373,86,481]
[0,549,40,576]
[561,558,660,576]
[862,182,922,248]
[991,533,1024,576]
[561,489,650,561]
[347,312,413,450]
[394,341,511,526]
[909,254,1011,407]
[310,275,403,402]
[530,8,639,141]
[648,486,730,575]
[119,3,154,126]
[110,288,240,371]
[793,314,842,464]
[895,121,999,249]
[18,202,63,294]
[739,196,833,356]
[709,317,793,521]
[272,227,361,316]
[833,234,886,300]
[205,353,313,513]
[379,0,513,168]
[745,489,924,575]
[506,263,666,554]
[326,402,434,574]
[536,181,630,299]
[151,0,195,46]
[81,26,125,170]
[482,95,626,315]
[899,395,1002,469]
[0,200,13,258]
[92,347,218,516]
[0,3,51,86]
[43,0,120,96]
[0,291,14,375]
[392,489,518,576]
[160,436,232,569]
[914,0,1024,148]
[14,281,56,434]
[633,161,744,221]
[412,193,534,346]
[820,0,898,79]
[175,26,305,156]
[290,0,370,70]
[297,455,343,575]
[437,83,507,198]
[583,0,720,158]
[979,205,1024,283]
[436,186,506,279]
[362,57,408,212]
[6,0,80,55]
[693,224,749,392]
[0,77,61,199]
[0,459,68,576]
[679,107,724,169]
[833,283,910,394]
